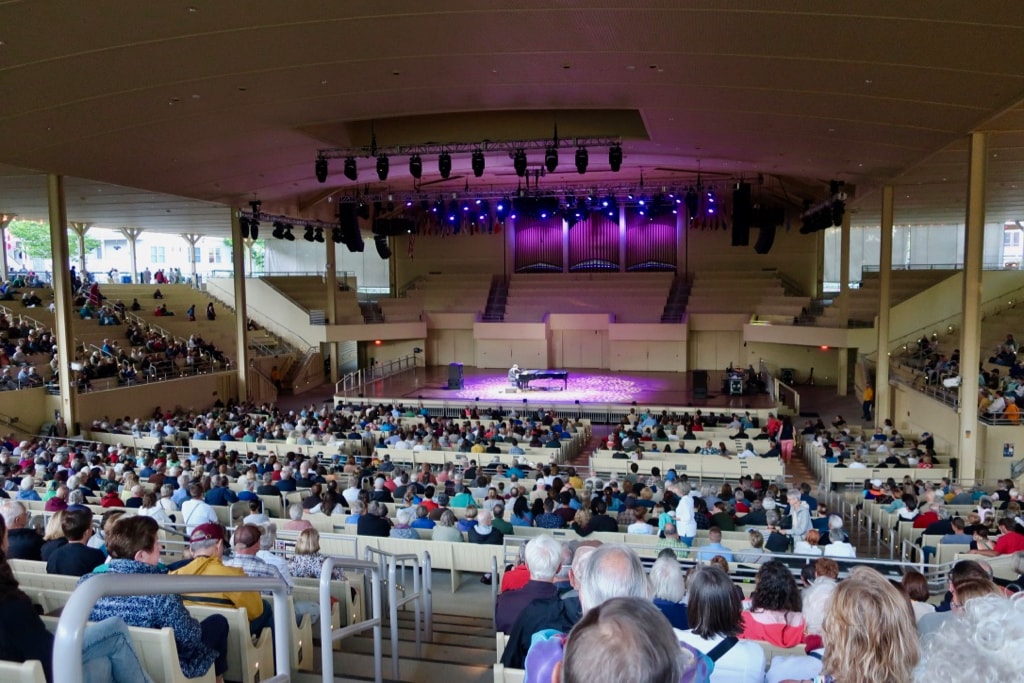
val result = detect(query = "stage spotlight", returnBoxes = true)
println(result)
[332,226,343,243]
[356,202,370,220]
[432,199,444,214]
[477,199,490,222]
[239,217,251,239]
[315,228,325,243]
[249,220,259,240]
[684,189,699,221]
[408,154,423,180]
[575,147,589,174]
[438,151,452,179]
[447,199,459,223]
[315,154,328,183]
[303,226,315,242]
[602,195,618,219]
[376,154,390,181]
[374,234,391,260]
[609,144,622,172]
[495,196,511,221]
[272,221,286,239]
[343,156,358,181]
[544,145,558,173]
[283,225,295,241]
[471,149,485,177]
[513,149,527,177]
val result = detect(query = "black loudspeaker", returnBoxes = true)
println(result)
[732,183,751,246]
[447,362,464,390]
[374,235,392,260]
[693,370,708,399]
[754,223,776,254]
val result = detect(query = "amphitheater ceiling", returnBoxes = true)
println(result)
[3,2,1024,236]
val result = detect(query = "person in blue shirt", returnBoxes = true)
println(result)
[693,527,734,562]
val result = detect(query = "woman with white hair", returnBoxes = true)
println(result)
[669,481,697,547]
[390,507,419,539]
[822,515,856,558]
[650,552,688,629]
[16,476,40,501]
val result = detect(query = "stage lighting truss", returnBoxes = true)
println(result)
[316,135,620,181]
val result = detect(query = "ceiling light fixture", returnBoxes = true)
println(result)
[471,149,485,178]
[575,147,589,174]
[376,154,389,181]
[609,144,622,172]
[544,145,558,173]
[513,149,527,177]
[409,154,423,179]
[315,154,328,183]
[343,157,358,181]
[438,151,452,179]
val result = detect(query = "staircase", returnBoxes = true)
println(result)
[481,275,509,322]
[359,300,385,323]
[326,611,494,683]
[795,298,829,325]
[660,275,691,323]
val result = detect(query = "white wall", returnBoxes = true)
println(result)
[265,239,389,289]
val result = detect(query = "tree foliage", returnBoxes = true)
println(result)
[7,219,101,260]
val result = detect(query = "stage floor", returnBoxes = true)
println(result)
[348,366,777,411]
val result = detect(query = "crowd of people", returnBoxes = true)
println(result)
[0,393,1021,681]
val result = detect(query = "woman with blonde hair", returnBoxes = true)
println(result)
[570,508,592,536]
[288,528,345,580]
[40,510,68,561]
[820,566,919,683]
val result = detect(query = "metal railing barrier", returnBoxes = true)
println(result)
[319,556,384,683]
[53,574,293,683]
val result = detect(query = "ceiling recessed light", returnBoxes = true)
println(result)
[864,79,873,84]
[626,65,635,71]
[191,94,200,99]
[321,79,328,85]
[562,64,571,69]
[187,6,198,13]
[392,71,400,76]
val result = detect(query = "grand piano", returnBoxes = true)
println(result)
[515,369,569,391]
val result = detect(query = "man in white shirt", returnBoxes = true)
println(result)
[180,483,219,534]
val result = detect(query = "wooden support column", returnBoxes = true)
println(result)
[958,132,988,485]
[837,209,852,396]
[0,213,15,282]
[230,211,250,400]
[68,222,93,277]
[181,233,201,286]
[47,175,76,428]
[874,186,894,428]
[325,238,339,383]
[119,227,143,284]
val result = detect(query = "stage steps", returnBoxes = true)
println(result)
[661,275,691,323]
[481,275,508,322]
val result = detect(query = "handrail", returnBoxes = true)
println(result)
[363,547,429,679]
[53,574,293,683]
[336,353,422,396]
[320,556,384,683]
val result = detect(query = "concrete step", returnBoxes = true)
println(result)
[341,633,495,666]
[330,650,492,683]
[390,626,495,650]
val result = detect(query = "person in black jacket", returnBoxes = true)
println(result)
[586,499,619,533]
[0,500,43,561]
[46,507,105,577]
[357,501,392,537]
